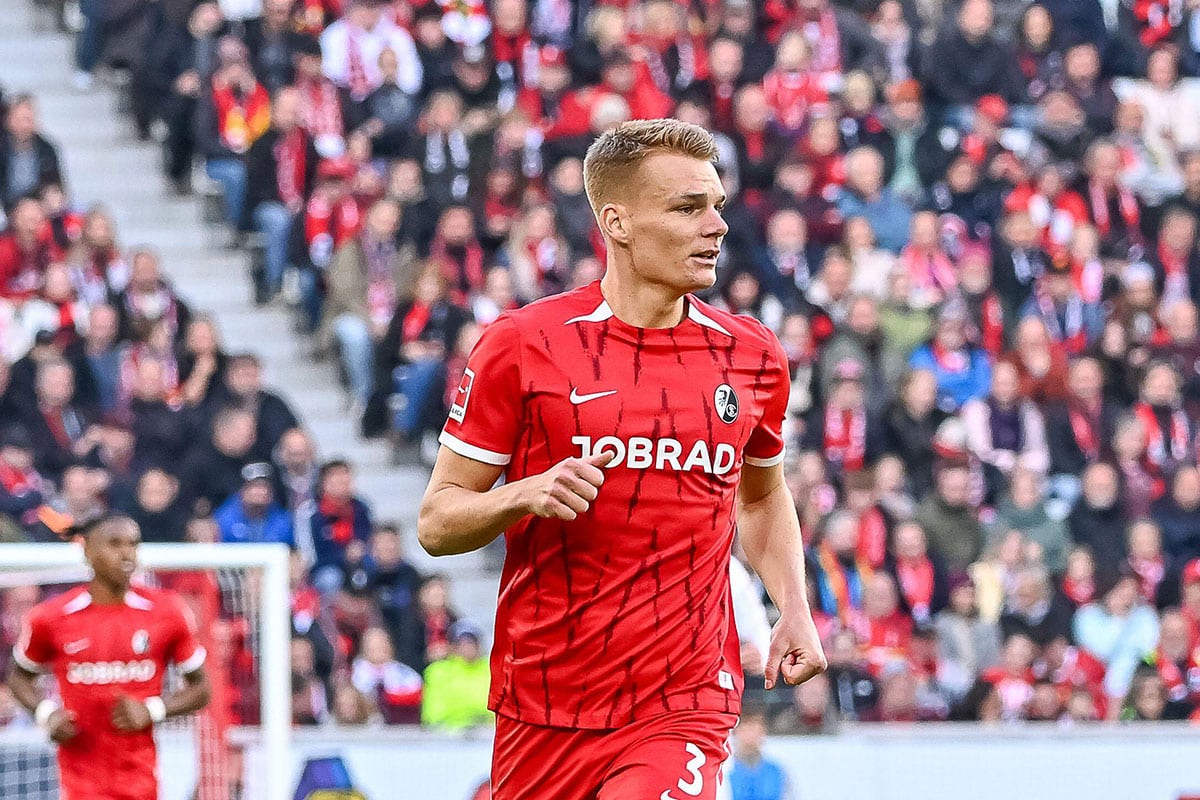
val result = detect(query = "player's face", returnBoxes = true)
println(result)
[85,520,140,590]
[622,153,728,295]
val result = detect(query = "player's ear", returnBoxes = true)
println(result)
[599,204,631,245]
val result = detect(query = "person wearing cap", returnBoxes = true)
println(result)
[908,301,992,412]
[213,461,294,546]
[934,570,1001,691]
[420,619,492,730]
[880,80,949,209]
[514,44,572,135]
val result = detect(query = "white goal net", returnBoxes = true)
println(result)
[0,543,291,800]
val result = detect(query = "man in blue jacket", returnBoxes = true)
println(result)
[214,462,294,547]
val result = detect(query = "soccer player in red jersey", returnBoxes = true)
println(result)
[8,514,211,800]
[418,119,826,800]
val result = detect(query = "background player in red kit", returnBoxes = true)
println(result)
[418,119,826,800]
[8,514,211,800]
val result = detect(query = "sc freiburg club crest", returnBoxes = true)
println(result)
[714,384,739,423]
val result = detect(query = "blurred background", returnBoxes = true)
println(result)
[3,0,1200,797]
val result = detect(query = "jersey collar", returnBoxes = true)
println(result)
[64,588,154,613]
[565,290,732,336]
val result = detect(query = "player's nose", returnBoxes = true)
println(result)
[702,205,729,239]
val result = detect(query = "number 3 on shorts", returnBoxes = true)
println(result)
[659,742,706,800]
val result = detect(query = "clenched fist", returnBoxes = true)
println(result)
[47,708,78,743]
[524,452,613,521]
[112,694,152,732]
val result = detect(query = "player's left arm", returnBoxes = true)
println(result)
[737,330,826,691]
[112,665,211,732]
[737,462,827,691]
[113,596,212,732]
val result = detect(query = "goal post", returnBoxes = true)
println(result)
[0,542,292,800]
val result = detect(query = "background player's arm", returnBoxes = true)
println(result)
[737,462,827,690]
[112,665,211,731]
[418,448,611,557]
[8,664,78,742]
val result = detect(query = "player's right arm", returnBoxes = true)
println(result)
[418,447,611,556]
[417,314,610,556]
[8,607,78,742]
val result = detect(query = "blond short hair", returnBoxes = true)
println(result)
[582,118,719,216]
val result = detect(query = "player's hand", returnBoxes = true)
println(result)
[524,452,613,521]
[763,607,827,691]
[47,708,79,743]
[111,694,153,732]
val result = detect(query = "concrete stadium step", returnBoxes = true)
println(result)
[2,2,491,601]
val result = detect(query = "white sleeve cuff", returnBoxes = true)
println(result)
[439,432,512,466]
[745,449,786,468]
[176,646,207,674]
[12,647,44,674]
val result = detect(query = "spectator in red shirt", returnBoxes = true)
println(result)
[981,633,1037,719]
[0,197,60,301]
[862,572,915,675]
[1148,609,1200,715]
[762,30,829,135]
[350,625,422,724]
[889,520,950,624]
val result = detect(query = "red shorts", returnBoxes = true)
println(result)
[491,710,737,800]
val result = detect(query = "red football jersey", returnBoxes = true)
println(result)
[13,584,206,800]
[440,281,789,729]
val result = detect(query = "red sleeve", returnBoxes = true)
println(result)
[166,594,207,674]
[438,314,523,466]
[744,332,789,468]
[12,605,55,673]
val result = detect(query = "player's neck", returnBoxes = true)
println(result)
[599,270,686,329]
[88,578,128,605]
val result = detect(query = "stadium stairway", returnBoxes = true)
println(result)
[1,2,500,636]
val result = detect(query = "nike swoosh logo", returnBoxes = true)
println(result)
[63,639,90,654]
[569,388,618,405]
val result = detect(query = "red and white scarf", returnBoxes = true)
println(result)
[345,28,372,100]
[1035,288,1088,354]
[1158,240,1192,307]
[304,195,361,268]
[931,342,969,373]
[895,557,935,620]
[799,7,842,76]
[299,77,344,140]
[901,247,957,296]
[1067,401,1103,460]
[274,129,308,210]
[1135,402,1190,467]
[1087,179,1140,241]
[762,69,827,131]
[824,405,867,470]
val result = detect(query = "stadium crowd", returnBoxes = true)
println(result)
[4,0,1200,745]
